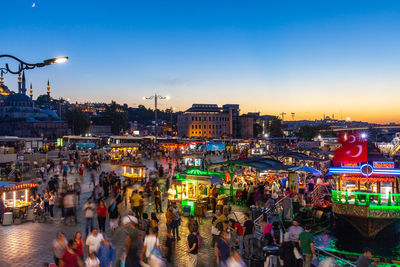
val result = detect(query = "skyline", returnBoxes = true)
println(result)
[2,1,400,123]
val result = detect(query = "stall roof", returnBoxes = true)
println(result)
[278,152,329,162]
[0,182,38,192]
[208,157,289,171]
[120,163,146,168]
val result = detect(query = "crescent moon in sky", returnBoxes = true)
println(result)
[347,135,356,143]
[346,145,363,157]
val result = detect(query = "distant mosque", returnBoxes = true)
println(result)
[0,71,69,139]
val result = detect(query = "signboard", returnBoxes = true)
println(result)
[17,155,25,162]
[206,142,225,151]
[373,161,395,169]
[341,162,360,168]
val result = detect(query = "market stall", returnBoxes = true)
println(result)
[110,143,141,163]
[0,182,38,222]
[172,172,224,217]
[121,163,146,182]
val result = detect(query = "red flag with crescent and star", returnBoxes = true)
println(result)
[333,132,367,166]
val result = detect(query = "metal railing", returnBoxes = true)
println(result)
[315,247,356,267]
[332,190,400,207]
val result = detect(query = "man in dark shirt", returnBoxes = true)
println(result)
[243,212,254,258]
[356,247,372,267]
[187,222,198,267]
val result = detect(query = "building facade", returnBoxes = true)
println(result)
[177,104,241,138]
[0,72,69,139]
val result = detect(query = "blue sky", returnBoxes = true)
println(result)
[2,0,400,122]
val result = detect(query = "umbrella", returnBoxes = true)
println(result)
[289,166,322,175]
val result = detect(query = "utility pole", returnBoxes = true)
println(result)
[144,93,169,143]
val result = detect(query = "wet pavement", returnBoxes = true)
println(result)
[0,159,247,267]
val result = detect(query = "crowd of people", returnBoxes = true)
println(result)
[0,146,380,267]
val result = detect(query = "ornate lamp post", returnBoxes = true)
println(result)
[0,55,68,74]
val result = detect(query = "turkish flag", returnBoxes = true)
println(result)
[333,132,367,166]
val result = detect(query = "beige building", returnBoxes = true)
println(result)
[177,104,240,138]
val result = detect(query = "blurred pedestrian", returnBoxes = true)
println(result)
[96,200,107,233]
[85,252,100,267]
[52,232,68,266]
[97,237,116,267]
[74,231,85,260]
[187,221,199,267]
[59,239,82,267]
[83,198,96,236]
[108,199,119,233]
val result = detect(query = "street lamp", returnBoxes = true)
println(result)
[0,55,68,74]
[143,93,169,142]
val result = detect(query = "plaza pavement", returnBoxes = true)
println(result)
[0,159,247,267]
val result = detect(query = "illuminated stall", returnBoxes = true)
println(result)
[329,161,400,238]
[172,170,224,216]
[110,143,141,163]
[121,163,146,182]
[0,182,38,219]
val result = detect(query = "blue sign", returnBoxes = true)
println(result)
[206,142,225,151]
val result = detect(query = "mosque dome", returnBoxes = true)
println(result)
[5,93,33,107]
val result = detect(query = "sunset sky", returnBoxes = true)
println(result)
[2,1,400,123]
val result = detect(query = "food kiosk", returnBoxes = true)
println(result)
[172,171,224,216]
[110,143,141,163]
[121,163,146,182]
[0,182,38,221]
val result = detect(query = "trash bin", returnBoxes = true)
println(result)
[3,212,13,225]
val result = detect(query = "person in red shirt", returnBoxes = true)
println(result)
[229,218,244,255]
[73,231,84,260]
[60,239,82,267]
[96,200,108,233]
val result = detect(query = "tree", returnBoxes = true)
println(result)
[104,101,128,135]
[65,109,90,135]
[268,117,283,137]
[296,125,320,140]
[35,95,52,108]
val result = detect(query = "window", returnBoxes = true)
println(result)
[209,131,211,134]
[204,117,206,121]
[191,125,194,129]
[192,117,194,121]
[209,117,211,121]
[209,125,211,129]
[204,125,206,128]
[212,125,215,129]
[213,117,215,121]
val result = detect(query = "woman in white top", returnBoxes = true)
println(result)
[141,227,160,263]
[85,252,100,267]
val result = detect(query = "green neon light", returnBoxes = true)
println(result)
[332,190,400,208]
[182,199,195,216]
[369,205,400,211]
[185,168,225,178]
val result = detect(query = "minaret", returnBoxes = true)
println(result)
[30,83,33,100]
[0,71,4,86]
[21,71,27,95]
[18,72,22,93]
[47,80,50,97]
